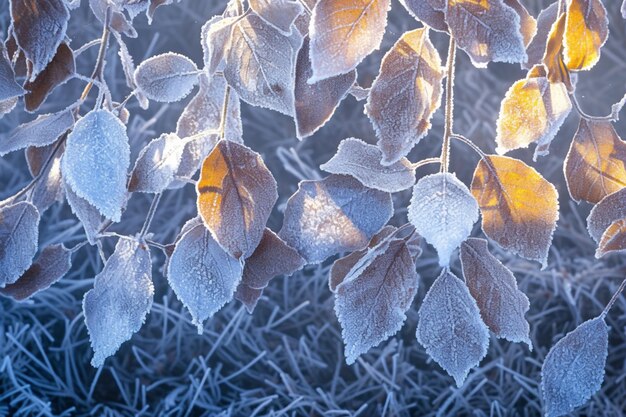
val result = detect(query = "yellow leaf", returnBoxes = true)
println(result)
[471,155,559,267]
[542,12,572,90]
[564,0,608,71]
[564,119,626,204]
[596,219,626,258]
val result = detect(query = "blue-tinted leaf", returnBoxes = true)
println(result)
[134,52,198,102]
[0,45,26,101]
[129,133,184,193]
[0,201,40,287]
[0,109,74,156]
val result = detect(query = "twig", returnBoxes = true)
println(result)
[140,193,162,238]
[570,92,622,123]
[601,277,626,319]
[218,85,231,140]
[440,37,456,173]
[450,134,487,159]
[410,157,441,171]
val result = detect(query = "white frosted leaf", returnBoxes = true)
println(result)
[64,181,103,245]
[224,13,302,115]
[308,0,390,82]
[365,28,444,165]
[460,238,531,347]
[129,133,184,193]
[10,0,70,80]
[541,317,608,417]
[83,238,153,367]
[587,188,626,244]
[0,202,40,287]
[89,0,137,37]
[320,138,415,193]
[0,244,71,301]
[0,109,74,156]
[0,45,26,101]
[61,109,130,222]
[399,0,448,33]
[445,0,527,67]
[523,3,558,70]
[279,174,393,264]
[134,52,198,102]
[26,143,64,213]
[416,269,489,387]
[249,0,304,35]
[294,36,356,139]
[201,15,238,75]
[167,219,243,333]
[197,140,278,259]
[115,33,149,109]
[335,237,419,364]
[0,97,18,118]
[408,172,478,267]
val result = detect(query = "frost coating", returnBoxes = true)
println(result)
[399,0,448,33]
[279,174,393,264]
[587,188,626,244]
[134,52,199,103]
[541,317,609,417]
[321,138,416,193]
[0,109,74,156]
[83,238,153,367]
[62,110,129,222]
[201,15,238,75]
[129,133,184,193]
[0,202,40,287]
[523,3,558,69]
[249,0,304,35]
[26,144,64,213]
[64,181,103,245]
[416,269,489,387]
[408,172,478,267]
[0,45,26,101]
[167,220,243,333]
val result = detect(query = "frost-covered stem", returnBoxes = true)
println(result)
[411,157,441,170]
[450,134,487,159]
[140,193,162,238]
[219,85,231,140]
[440,37,456,173]
[79,7,111,103]
[296,0,312,15]
[570,92,620,122]
[74,39,102,57]
[601,277,626,318]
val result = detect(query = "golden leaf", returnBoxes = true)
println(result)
[596,219,626,258]
[564,119,626,204]
[564,0,608,71]
[471,155,559,267]
[542,12,572,90]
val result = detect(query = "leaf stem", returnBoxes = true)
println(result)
[219,85,231,140]
[601,277,626,319]
[410,157,441,170]
[570,92,621,122]
[140,193,162,238]
[449,134,487,159]
[440,37,456,173]
[79,7,112,104]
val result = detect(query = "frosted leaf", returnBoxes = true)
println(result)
[0,202,40,287]
[365,28,444,165]
[587,188,626,244]
[460,238,531,347]
[146,0,182,23]
[129,133,184,193]
[320,138,415,193]
[308,0,390,82]
[0,45,26,101]
[542,13,572,90]
[197,140,278,259]
[89,0,137,38]
[399,0,448,32]
[224,13,302,115]
[249,0,304,35]
[10,0,69,81]
[0,97,19,118]
[1,109,73,156]
[408,172,478,267]
[335,237,419,364]
[503,0,537,47]
[279,174,393,264]
[62,109,130,222]
[471,155,559,268]
[563,0,608,71]
[23,43,75,112]
[496,71,572,158]
[564,119,626,204]
[523,3,558,70]
[26,144,65,213]
[83,238,153,367]
[201,15,238,76]
[115,33,148,109]
[541,317,608,417]
[596,219,626,258]
[233,284,264,313]
[445,0,526,67]
[416,269,489,387]
[167,219,243,333]
[64,181,103,245]
[134,52,198,103]
[0,244,71,301]
[294,36,356,139]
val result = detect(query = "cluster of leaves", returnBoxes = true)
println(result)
[1,0,626,415]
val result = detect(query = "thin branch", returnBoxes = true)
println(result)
[601,277,626,318]
[140,193,162,238]
[570,92,619,122]
[410,157,441,170]
[440,37,456,173]
[79,7,112,103]
[450,134,487,159]
[219,85,232,140]
[296,0,312,15]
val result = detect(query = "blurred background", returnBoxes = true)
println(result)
[1,0,626,415]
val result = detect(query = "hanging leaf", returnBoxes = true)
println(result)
[563,0,608,71]
[249,0,303,35]
[408,172,479,267]
[129,133,185,193]
[308,0,390,82]
[233,285,264,313]
[83,238,153,367]
[201,15,238,76]
[64,181,103,245]
[416,269,490,387]
[496,67,572,158]
[10,0,70,80]
[167,219,243,333]
[224,13,302,115]
[0,201,40,287]
[0,45,26,101]
[134,52,198,103]
[596,219,626,258]
[542,12,572,90]
[0,244,71,301]
[320,138,416,193]
[587,188,626,244]
[541,317,609,417]
[523,3,558,69]
[564,119,626,204]
[197,140,278,259]
[88,0,138,38]
[335,236,419,364]
[471,155,559,268]
[115,33,148,109]
[365,28,444,165]
[0,109,73,156]
[445,0,526,67]
[399,0,448,33]
[503,0,537,47]
[61,109,130,222]
[26,143,65,213]
[460,238,531,347]
[293,36,356,139]
[279,174,393,264]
